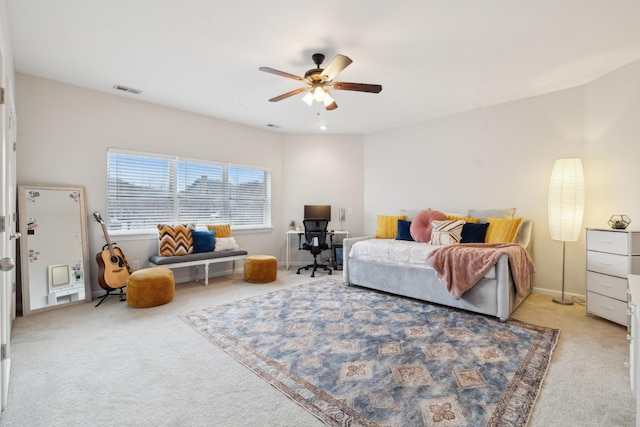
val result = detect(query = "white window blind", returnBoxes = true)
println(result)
[107,149,272,232]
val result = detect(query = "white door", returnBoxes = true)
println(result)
[0,48,17,410]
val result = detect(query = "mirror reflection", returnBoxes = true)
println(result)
[18,185,91,315]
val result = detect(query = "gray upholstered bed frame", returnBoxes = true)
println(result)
[342,221,533,322]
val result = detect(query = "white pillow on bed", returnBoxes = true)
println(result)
[400,209,422,221]
[467,208,516,223]
[429,220,465,245]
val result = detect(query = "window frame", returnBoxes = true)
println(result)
[106,148,272,235]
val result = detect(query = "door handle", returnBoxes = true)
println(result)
[10,232,20,240]
[0,257,15,272]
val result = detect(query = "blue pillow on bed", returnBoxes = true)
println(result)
[396,219,414,241]
[461,223,489,243]
[192,230,216,253]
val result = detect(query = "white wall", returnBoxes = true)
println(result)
[14,74,368,294]
[281,133,364,265]
[14,58,640,302]
[15,74,285,293]
[363,87,586,297]
[361,59,640,299]
[584,59,640,229]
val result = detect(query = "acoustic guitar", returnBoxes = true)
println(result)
[93,212,131,290]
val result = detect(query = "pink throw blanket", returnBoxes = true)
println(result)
[425,243,536,300]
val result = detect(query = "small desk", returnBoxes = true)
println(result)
[286,229,349,270]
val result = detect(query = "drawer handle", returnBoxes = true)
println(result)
[599,284,613,288]
[599,304,614,311]
[599,263,614,267]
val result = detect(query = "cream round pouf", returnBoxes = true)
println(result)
[126,267,175,308]
[244,255,278,283]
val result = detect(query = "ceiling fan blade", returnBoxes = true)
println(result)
[332,82,382,93]
[325,101,338,111]
[268,87,308,102]
[259,67,305,81]
[320,54,352,81]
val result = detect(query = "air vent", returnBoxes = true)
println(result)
[113,85,142,95]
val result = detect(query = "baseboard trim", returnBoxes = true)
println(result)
[531,286,585,302]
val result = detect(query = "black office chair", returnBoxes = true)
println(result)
[296,219,333,277]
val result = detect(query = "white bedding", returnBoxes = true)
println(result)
[348,239,496,279]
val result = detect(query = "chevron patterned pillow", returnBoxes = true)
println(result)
[157,223,195,256]
[429,220,465,245]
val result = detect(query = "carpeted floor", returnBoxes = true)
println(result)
[0,269,636,426]
[181,278,559,426]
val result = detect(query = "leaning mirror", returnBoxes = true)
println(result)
[18,185,91,315]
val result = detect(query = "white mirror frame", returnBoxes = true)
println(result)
[18,185,91,315]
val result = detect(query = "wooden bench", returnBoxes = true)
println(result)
[148,249,248,285]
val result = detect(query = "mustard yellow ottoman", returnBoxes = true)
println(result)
[127,267,175,308]
[244,255,278,284]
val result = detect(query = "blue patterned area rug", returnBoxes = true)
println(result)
[180,279,559,427]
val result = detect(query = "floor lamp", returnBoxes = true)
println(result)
[548,158,585,305]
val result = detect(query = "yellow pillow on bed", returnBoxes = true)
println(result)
[376,215,406,239]
[447,215,479,223]
[485,217,523,243]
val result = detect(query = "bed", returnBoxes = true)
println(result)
[342,220,534,322]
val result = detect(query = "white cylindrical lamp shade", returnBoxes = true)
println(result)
[548,158,585,242]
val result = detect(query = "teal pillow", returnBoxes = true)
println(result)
[192,230,216,253]
[396,219,414,241]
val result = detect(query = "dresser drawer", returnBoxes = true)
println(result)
[587,250,629,278]
[587,271,628,301]
[587,229,629,255]
[587,291,628,326]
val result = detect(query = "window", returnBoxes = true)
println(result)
[107,149,272,232]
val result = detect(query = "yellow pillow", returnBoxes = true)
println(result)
[376,215,406,239]
[447,215,479,224]
[485,217,523,243]
[206,223,232,238]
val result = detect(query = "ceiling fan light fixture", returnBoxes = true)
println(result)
[322,91,334,107]
[312,85,325,102]
[302,92,314,106]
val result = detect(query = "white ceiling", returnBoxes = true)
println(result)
[7,1,640,134]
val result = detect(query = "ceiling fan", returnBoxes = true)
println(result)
[259,53,382,111]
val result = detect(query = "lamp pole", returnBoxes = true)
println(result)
[553,241,573,305]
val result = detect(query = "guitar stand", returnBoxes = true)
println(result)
[95,287,126,307]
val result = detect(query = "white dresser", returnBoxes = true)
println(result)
[627,274,640,426]
[586,228,640,327]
